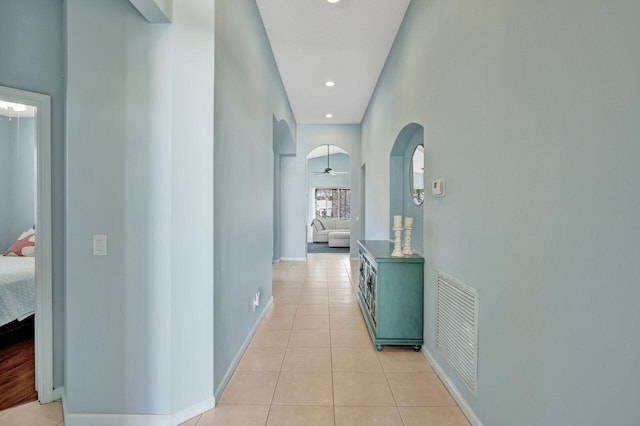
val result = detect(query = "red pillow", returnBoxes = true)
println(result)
[3,229,35,257]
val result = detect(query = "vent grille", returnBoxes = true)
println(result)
[436,272,478,396]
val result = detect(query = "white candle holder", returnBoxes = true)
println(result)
[391,227,404,257]
[402,226,414,256]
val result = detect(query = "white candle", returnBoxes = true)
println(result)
[404,217,413,228]
[393,215,402,228]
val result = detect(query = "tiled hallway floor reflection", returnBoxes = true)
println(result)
[184,253,470,426]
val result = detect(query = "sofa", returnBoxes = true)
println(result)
[311,218,350,247]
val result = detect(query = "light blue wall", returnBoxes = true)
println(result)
[214,0,296,396]
[281,124,361,259]
[65,0,214,416]
[0,117,37,251]
[0,0,65,387]
[8,118,36,242]
[169,0,215,413]
[362,0,640,424]
[0,118,12,250]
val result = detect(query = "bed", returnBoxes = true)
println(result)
[0,256,36,328]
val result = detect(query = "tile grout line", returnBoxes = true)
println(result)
[265,270,297,424]
[327,271,337,426]
[270,254,348,425]
[381,356,406,425]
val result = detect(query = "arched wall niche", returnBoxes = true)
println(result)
[272,116,294,263]
[389,123,424,254]
[272,116,295,155]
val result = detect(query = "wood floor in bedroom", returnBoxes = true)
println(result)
[0,317,37,412]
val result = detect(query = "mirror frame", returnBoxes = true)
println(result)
[409,144,425,206]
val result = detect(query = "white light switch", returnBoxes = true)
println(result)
[432,178,445,196]
[93,235,107,256]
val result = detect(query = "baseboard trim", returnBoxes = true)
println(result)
[279,257,306,261]
[64,412,168,426]
[171,397,215,425]
[62,388,214,426]
[214,296,274,399]
[422,347,484,426]
[61,389,69,421]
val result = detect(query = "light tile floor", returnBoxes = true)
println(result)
[0,401,64,426]
[183,253,470,426]
[0,254,469,426]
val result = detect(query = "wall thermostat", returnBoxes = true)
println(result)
[432,178,445,196]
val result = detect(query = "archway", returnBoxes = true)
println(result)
[389,123,425,254]
[305,144,352,255]
[272,116,294,263]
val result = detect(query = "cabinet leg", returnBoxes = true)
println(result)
[412,345,421,352]
[376,344,383,352]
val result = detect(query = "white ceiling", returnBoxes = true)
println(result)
[256,0,410,124]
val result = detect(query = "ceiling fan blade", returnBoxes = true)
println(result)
[333,171,349,174]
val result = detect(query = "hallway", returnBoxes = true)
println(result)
[183,254,469,425]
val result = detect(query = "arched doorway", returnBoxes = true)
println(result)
[305,144,352,255]
[272,116,294,263]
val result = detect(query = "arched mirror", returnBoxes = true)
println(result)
[410,144,424,205]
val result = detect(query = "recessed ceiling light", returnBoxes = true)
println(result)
[325,113,333,118]
[327,0,341,3]
[325,81,335,87]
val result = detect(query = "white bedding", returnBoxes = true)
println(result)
[0,256,35,327]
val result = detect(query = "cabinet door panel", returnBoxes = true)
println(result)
[376,264,423,339]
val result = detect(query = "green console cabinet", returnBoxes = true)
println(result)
[357,240,424,351]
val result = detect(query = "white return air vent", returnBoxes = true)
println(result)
[436,272,479,396]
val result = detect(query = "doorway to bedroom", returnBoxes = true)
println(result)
[0,86,53,410]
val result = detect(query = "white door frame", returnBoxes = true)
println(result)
[0,85,54,403]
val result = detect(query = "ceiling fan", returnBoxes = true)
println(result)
[312,144,349,176]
